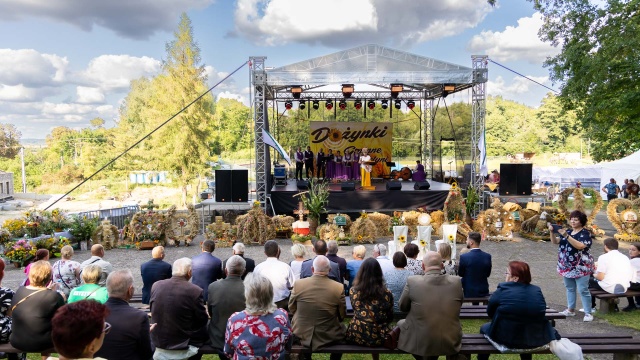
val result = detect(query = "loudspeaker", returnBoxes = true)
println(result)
[215,170,233,202]
[386,181,402,190]
[297,180,309,190]
[341,182,356,191]
[231,170,248,202]
[499,163,532,195]
[414,181,430,190]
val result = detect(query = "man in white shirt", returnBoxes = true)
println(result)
[373,244,395,275]
[253,240,295,310]
[80,244,113,286]
[590,238,634,310]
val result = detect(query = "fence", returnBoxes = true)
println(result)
[69,205,140,229]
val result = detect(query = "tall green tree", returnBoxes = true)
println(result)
[532,0,640,161]
[0,123,21,158]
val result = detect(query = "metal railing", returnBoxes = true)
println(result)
[69,205,140,229]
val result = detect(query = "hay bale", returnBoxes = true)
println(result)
[369,212,392,236]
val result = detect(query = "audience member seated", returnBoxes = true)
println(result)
[290,243,307,280]
[191,240,223,302]
[346,245,366,291]
[23,249,49,286]
[95,270,153,360]
[50,300,110,360]
[0,260,14,345]
[80,245,113,286]
[289,256,346,360]
[209,255,247,358]
[151,258,209,360]
[373,244,394,275]
[345,258,393,346]
[326,240,347,285]
[459,232,492,298]
[10,261,65,360]
[67,264,108,304]
[488,169,500,183]
[224,273,292,359]
[624,242,640,311]
[589,237,634,310]
[397,252,463,360]
[437,242,458,275]
[300,239,341,282]
[412,160,426,182]
[479,261,560,360]
[404,243,424,276]
[51,245,81,299]
[254,240,295,310]
[384,252,412,313]
[140,246,171,305]
[222,243,255,280]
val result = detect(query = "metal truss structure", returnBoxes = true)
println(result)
[250,44,487,211]
[471,55,489,215]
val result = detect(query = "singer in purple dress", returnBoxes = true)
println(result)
[335,151,345,179]
[344,150,353,180]
[412,160,426,181]
[326,149,335,180]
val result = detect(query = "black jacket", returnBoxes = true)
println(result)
[140,258,172,304]
[96,297,154,360]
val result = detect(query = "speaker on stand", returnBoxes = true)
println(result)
[499,164,532,195]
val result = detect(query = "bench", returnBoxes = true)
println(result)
[198,333,640,360]
[463,296,490,305]
[590,289,640,314]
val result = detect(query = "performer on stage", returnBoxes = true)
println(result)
[353,149,361,181]
[316,148,326,179]
[344,149,353,180]
[295,147,304,181]
[335,150,344,179]
[412,160,426,181]
[326,149,335,180]
[360,147,372,187]
[304,146,314,179]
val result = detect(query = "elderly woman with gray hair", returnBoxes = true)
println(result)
[224,273,292,359]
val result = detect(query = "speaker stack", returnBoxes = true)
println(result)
[215,170,249,202]
[499,164,532,195]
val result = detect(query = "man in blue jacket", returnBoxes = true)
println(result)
[459,232,492,298]
[140,246,172,304]
[191,240,223,301]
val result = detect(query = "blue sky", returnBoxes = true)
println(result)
[0,0,559,139]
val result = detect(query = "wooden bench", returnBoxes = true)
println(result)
[463,296,490,305]
[197,333,640,360]
[590,289,640,314]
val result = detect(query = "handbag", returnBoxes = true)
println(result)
[550,338,583,360]
[383,326,401,350]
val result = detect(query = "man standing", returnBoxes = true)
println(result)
[300,239,341,282]
[316,148,326,179]
[304,146,314,179]
[151,258,209,360]
[80,244,113,286]
[373,244,395,275]
[96,270,154,360]
[208,255,246,359]
[602,178,620,201]
[140,246,172,304]
[458,232,492,298]
[326,240,347,285]
[253,240,295,310]
[397,252,463,360]
[590,238,634,311]
[191,240,223,301]
[289,256,346,360]
[622,179,629,199]
[222,242,255,279]
[295,147,304,181]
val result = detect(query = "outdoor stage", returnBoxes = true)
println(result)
[270,179,450,215]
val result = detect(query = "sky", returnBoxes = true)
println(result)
[0,0,561,139]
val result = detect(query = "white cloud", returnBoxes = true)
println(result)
[0,0,214,40]
[0,84,39,102]
[76,86,106,104]
[217,91,248,105]
[0,49,68,87]
[81,55,161,90]
[467,13,560,63]
[488,75,549,96]
[233,0,493,47]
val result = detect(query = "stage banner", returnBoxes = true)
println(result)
[309,121,393,178]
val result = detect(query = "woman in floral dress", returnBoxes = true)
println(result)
[51,245,81,299]
[345,258,394,346]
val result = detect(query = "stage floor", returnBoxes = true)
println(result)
[270,179,450,214]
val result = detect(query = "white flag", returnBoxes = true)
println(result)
[262,129,291,165]
[478,130,488,177]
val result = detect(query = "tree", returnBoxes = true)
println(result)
[0,123,21,158]
[533,0,640,161]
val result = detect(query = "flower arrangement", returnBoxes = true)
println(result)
[0,228,12,247]
[294,178,329,221]
[398,235,407,244]
[389,212,404,233]
[69,215,99,242]
[4,239,37,266]
[553,212,567,225]
[49,209,70,231]
[291,233,312,243]
[3,219,27,238]
[419,239,427,248]
[35,236,71,257]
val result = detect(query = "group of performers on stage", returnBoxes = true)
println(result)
[294,146,374,187]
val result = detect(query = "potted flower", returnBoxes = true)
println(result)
[69,215,98,249]
[49,209,70,232]
[294,178,329,236]
[4,239,36,267]
[2,219,27,238]
[465,184,480,227]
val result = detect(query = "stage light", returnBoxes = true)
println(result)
[339,100,347,110]
[326,100,333,110]
[367,100,375,110]
[407,100,415,110]
[381,100,388,109]
[443,84,456,98]
[342,84,354,98]
[312,100,320,110]
[354,100,362,110]
[291,86,303,99]
[394,100,402,109]
[285,101,293,110]
[299,100,306,110]
[391,83,403,99]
